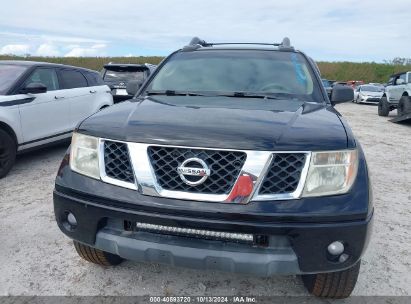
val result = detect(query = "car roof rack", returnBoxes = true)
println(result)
[182,37,294,51]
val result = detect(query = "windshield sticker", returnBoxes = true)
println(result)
[291,53,308,85]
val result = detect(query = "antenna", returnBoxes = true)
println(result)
[278,37,294,50]
[189,37,207,46]
[282,37,290,47]
[182,37,207,51]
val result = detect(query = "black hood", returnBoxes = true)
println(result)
[78,96,351,151]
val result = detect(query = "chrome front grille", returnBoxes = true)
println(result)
[147,146,247,194]
[99,139,310,203]
[258,153,307,195]
[103,141,134,183]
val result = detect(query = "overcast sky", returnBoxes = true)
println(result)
[1,0,410,62]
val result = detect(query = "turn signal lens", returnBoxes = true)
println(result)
[226,174,254,203]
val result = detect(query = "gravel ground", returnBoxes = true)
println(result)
[0,102,410,298]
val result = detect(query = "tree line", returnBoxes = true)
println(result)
[1,55,411,84]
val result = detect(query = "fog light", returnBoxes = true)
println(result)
[63,211,77,231]
[67,212,77,226]
[328,241,344,256]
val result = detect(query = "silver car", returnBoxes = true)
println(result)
[353,84,384,104]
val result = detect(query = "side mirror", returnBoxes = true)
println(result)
[396,79,405,85]
[331,85,354,105]
[20,82,47,94]
[126,80,143,96]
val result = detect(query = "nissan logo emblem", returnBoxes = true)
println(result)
[177,158,211,186]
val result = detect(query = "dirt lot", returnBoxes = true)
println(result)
[0,102,410,297]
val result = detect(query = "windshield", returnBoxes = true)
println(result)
[361,85,383,92]
[146,50,322,102]
[103,69,146,82]
[0,64,28,95]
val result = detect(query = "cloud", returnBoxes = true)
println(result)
[35,43,60,56]
[64,44,107,57]
[91,43,107,49]
[0,31,108,45]
[0,31,108,56]
[65,44,81,49]
[0,44,30,55]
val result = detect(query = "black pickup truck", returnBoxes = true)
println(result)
[54,37,373,299]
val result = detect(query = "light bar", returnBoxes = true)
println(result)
[136,222,254,242]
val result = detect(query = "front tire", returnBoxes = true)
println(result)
[0,128,17,178]
[378,97,390,116]
[301,261,361,299]
[73,240,123,266]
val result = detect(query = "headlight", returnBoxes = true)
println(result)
[70,133,100,179]
[303,150,358,197]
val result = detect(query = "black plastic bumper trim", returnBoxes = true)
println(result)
[53,188,373,274]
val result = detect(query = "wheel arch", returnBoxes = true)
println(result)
[0,121,18,146]
[96,94,114,112]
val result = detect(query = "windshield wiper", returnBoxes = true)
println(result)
[146,90,309,102]
[220,92,313,102]
[146,90,207,96]
[217,92,281,100]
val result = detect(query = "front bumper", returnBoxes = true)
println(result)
[359,96,381,104]
[96,228,299,276]
[54,187,373,276]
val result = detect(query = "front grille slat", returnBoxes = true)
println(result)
[148,146,246,194]
[104,141,135,183]
[259,153,306,195]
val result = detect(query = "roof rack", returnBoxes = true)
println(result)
[182,37,294,51]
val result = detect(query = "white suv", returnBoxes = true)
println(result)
[378,71,411,116]
[0,61,113,178]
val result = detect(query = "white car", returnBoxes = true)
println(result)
[0,61,113,178]
[353,84,384,104]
